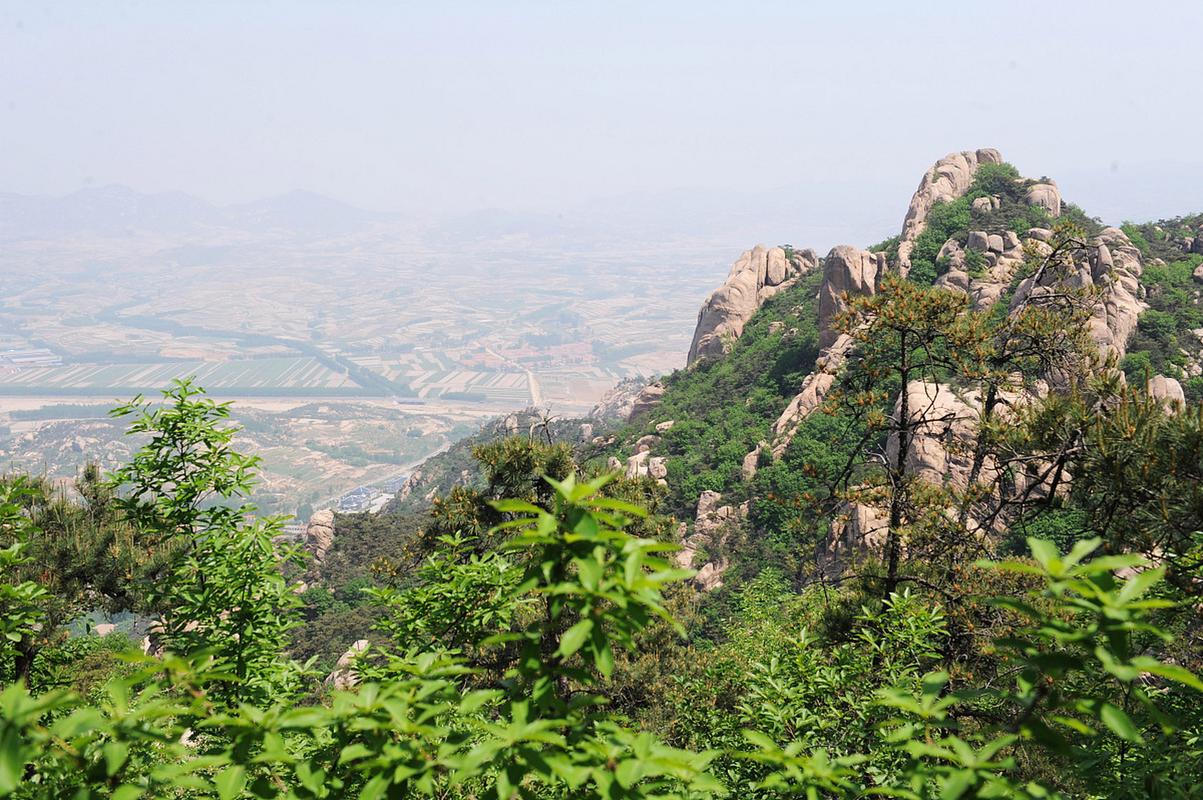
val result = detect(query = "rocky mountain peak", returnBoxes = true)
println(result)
[687,244,819,365]
[653,147,1190,581]
[896,148,1004,273]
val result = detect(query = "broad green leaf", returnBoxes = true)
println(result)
[1062,537,1101,568]
[1131,657,1203,691]
[595,641,615,678]
[557,619,593,658]
[489,499,544,514]
[941,769,976,800]
[111,785,144,800]
[338,743,375,765]
[577,558,603,591]
[0,738,27,795]
[359,774,388,800]
[568,508,599,538]
[103,741,130,777]
[215,765,248,800]
[615,757,644,788]
[1027,538,1060,572]
[1098,702,1142,743]
[1117,565,1165,603]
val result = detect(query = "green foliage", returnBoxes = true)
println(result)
[108,379,261,541]
[1119,350,1153,384]
[964,162,1054,240]
[490,473,691,691]
[1128,254,1203,382]
[908,160,1061,285]
[1138,309,1178,343]
[1058,202,1105,238]
[4,374,1203,798]
[968,161,1021,194]
[8,187,1203,800]
[868,234,901,264]
[829,276,984,589]
[617,269,824,518]
[1120,213,1203,262]
[747,406,868,567]
[1068,386,1203,590]
[1,463,722,800]
[0,481,49,682]
[29,632,138,698]
[962,246,986,277]
[1120,222,1151,257]
[370,532,523,656]
[109,379,305,706]
[746,538,1203,798]
[0,465,148,684]
[1186,375,1203,405]
[1007,507,1090,554]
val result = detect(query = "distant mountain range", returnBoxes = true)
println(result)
[0,185,393,240]
[7,158,1201,249]
[0,181,895,250]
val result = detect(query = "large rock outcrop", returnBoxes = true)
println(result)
[627,382,665,421]
[817,382,979,577]
[819,503,889,579]
[304,508,335,566]
[934,227,1030,311]
[677,148,1168,578]
[589,378,646,422]
[324,639,369,690]
[674,490,746,591]
[817,246,885,349]
[818,379,1054,575]
[1148,375,1186,411]
[1024,182,1062,218]
[687,245,819,365]
[1009,226,1145,361]
[884,381,982,489]
[769,246,883,458]
[897,148,1003,273]
[1085,228,1145,360]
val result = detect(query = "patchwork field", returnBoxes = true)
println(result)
[0,357,357,393]
[0,222,727,512]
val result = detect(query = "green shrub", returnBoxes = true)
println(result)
[1139,309,1179,343]
[1121,222,1151,256]
[1120,350,1153,383]
[627,270,824,517]
[967,161,1020,197]
[909,198,970,285]
[963,247,986,277]
[1004,506,1089,554]
[1128,254,1203,374]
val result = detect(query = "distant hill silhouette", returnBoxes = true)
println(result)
[0,185,391,240]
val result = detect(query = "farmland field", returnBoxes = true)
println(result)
[0,209,726,513]
[0,357,358,394]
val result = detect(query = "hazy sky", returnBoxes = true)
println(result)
[3,0,1202,239]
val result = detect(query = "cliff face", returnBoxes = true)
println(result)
[897,148,1005,274]
[771,245,882,459]
[687,245,819,365]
